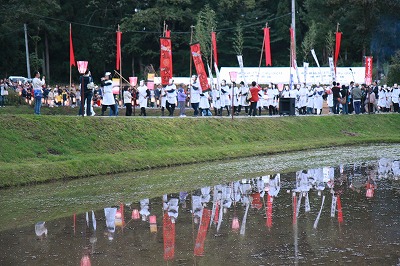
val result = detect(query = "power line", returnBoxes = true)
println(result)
[0,9,291,36]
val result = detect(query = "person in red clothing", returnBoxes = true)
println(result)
[249,81,261,116]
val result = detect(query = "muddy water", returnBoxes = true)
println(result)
[1,157,399,265]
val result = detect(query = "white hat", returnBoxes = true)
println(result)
[105,72,111,76]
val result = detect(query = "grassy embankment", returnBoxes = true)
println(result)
[0,112,399,188]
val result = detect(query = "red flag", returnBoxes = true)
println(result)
[165,30,171,38]
[264,27,272,66]
[69,24,76,67]
[266,194,273,228]
[194,208,211,256]
[211,32,218,68]
[290,27,296,69]
[190,43,209,92]
[251,192,263,210]
[337,195,343,224]
[365,56,373,85]
[334,32,342,73]
[163,212,175,261]
[116,31,122,70]
[160,37,173,85]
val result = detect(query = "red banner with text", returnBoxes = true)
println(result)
[211,32,218,68]
[194,208,211,256]
[160,38,173,86]
[163,212,175,261]
[191,43,210,92]
[365,56,373,85]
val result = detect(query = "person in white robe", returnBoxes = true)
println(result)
[137,80,148,116]
[100,72,116,116]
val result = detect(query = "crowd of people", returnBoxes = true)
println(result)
[1,74,399,116]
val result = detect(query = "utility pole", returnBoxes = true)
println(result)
[291,0,296,54]
[24,24,31,79]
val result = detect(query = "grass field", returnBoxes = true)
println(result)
[0,110,399,188]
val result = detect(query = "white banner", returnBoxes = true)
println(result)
[219,67,365,86]
[328,57,335,82]
[294,59,301,84]
[207,64,214,90]
[311,49,320,68]
[303,62,309,85]
[237,55,248,87]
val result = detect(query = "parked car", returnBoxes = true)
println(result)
[8,76,31,84]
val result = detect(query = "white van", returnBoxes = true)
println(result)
[8,76,30,84]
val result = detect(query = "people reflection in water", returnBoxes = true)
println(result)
[104,207,117,241]
[140,199,150,221]
[35,221,48,240]
[192,194,203,224]
[163,194,179,223]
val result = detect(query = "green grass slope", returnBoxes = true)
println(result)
[0,114,399,188]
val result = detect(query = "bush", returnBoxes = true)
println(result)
[386,64,400,86]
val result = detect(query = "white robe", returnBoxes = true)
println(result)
[199,91,210,109]
[137,85,148,108]
[102,81,115,105]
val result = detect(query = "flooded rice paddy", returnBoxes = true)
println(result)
[0,145,399,265]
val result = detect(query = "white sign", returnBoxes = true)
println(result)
[219,67,365,85]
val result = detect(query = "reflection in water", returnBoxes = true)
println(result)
[1,159,399,265]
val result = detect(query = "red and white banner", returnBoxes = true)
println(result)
[194,208,211,256]
[191,43,209,91]
[160,38,173,86]
[69,24,76,67]
[116,31,122,70]
[211,32,218,68]
[334,32,342,74]
[365,56,373,85]
[264,27,272,66]
[163,212,175,261]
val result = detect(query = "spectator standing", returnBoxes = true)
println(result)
[331,81,341,114]
[351,83,362,114]
[177,84,187,117]
[79,69,93,116]
[32,71,45,115]
[0,79,6,107]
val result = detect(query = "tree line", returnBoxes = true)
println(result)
[0,0,399,84]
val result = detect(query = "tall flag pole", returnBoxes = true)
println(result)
[69,23,76,89]
[334,23,342,76]
[116,25,122,99]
